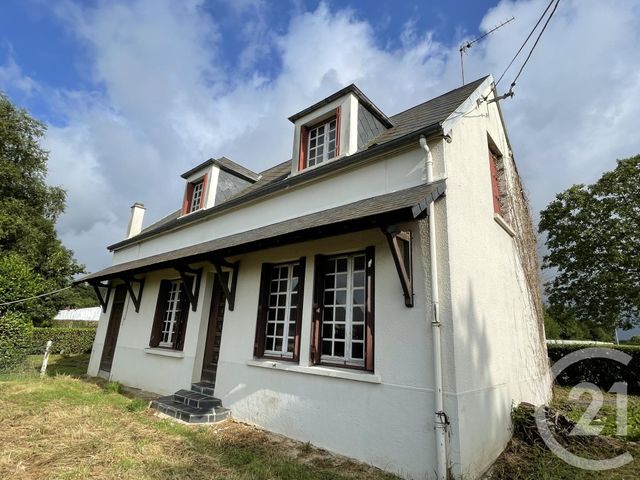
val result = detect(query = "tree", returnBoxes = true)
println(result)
[0,92,93,324]
[539,155,640,334]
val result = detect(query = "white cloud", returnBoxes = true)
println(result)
[1,0,639,272]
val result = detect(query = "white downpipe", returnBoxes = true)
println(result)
[420,135,447,480]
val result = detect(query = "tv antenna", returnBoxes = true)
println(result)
[459,17,515,85]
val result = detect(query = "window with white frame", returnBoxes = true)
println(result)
[264,263,301,357]
[321,253,367,366]
[159,279,183,347]
[307,118,337,167]
[189,180,204,213]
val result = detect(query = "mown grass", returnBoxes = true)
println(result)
[0,355,398,480]
[487,386,640,479]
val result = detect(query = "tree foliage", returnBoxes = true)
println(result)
[0,92,94,324]
[539,155,640,333]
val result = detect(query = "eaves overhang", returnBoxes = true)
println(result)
[80,179,446,284]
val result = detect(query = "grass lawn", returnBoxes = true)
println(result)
[0,355,398,480]
[488,386,640,479]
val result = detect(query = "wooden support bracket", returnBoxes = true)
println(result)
[209,258,239,311]
[122,276,145,313]
[175,266,202,312]
[90,281,112,313]
[383,226,414,307]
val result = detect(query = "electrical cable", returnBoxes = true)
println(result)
[496,0,556,87]
[0,285,73,306]
[507,0,561,92]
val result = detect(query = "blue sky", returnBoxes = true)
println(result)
[1,0,639,273]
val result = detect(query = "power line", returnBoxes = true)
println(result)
[496,0,557,87]
[508,0,561,91]
[0,285,73,307]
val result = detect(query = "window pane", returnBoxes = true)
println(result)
[354,256,365,271]
[324,274,335,288]
[322,341,333,355]
[335,290,347,305]
[324,291,334,306]
[263,262,301,356]
[353,271,365,288]
[352,324,364,340]
[353,288,364,305]
[335,273,347,288]
[335,306,346,322]
[353,306,364,324]
[334,324,345,339]
[336,258,348,272]
[323,308,333,322]
[323,323,333,338]
[352,343,363,359]
[334,341,345,357]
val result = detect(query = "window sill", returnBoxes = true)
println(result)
[144,347,185,358]
[494,214,516,238]
[246,359,381,384]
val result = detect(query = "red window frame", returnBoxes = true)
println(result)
[181,173,208,215]
[298,106,341,171]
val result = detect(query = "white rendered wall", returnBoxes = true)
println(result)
[87,266,218,395]
[441,87,552,478]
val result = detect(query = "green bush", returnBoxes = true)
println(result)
[30,327,96,355]
[0,311,33,372]
[548,343,640,394]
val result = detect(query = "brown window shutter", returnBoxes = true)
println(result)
[310,254,326,365]
[174,277,193,351]
[182,183,195,214]
[365,246,375,372]
[489,151,502,215]
[335,106,341,156]
[149,280,171,347]
[298,126,309,171]
[254,263,273,357]
[292,256,306,362]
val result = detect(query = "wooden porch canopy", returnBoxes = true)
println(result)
[79,180,446,312]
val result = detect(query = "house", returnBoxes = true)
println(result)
[53,306,101,327]
[80,76,551,480]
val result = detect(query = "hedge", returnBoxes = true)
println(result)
[30,327,96,355]
[0,312,33,373]
[547,344,640,394]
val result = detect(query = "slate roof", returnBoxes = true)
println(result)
[108,76,489,251]
[80,180,446,283]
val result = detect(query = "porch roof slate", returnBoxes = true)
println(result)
[79,179,446,283]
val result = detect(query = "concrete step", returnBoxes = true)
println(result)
[173,389,222,410]
[191,382,216,397]
[151,396,231,424]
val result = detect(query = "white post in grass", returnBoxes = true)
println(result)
[40,340,52,378]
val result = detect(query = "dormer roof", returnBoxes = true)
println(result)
[181,156,260,183]
[288,84,393,128]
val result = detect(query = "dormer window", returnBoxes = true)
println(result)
[308,117,337,167]
[298,109,341,171]
[182,174,207,215]
[189,180,204,213]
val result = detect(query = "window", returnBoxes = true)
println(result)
[255,258,306,361]
[488,148,505,216]
[298,107,341,171]
[189,180,204,213]
[311,248,374,371]
[307,118,337,167]
[182,174,208,215]
[149,279,190,350]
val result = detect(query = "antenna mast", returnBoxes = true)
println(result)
[459,17,515,85]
